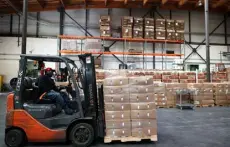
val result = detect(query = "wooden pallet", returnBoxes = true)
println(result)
[194,105,202,107]
[104,135,158,143]
[157,106,167,108]
[202,104,214,107]
[216,104,229,107]
[167,105,176,108]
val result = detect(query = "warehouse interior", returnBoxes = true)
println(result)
[0,0,230,147]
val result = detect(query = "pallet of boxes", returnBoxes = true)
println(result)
[103,71,157,143]
[100,16,111,37]
[122,16,133,38]
[214,83,229,106]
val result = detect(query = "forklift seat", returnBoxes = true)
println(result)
[22,77,62,119]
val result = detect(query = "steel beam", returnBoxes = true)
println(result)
[36,12,40,37]
[155,9,164,19]
[59,7,64,56]
[85,9,88,36]
[188,11,191,43]
[152,9,155,69]
[18,15,20,47]
[10,14,13,35]
[64,11,93,37]
[205,0,211,82]
[4,0,21,15]
[224,14,227,44]
[21,0,28,54]
[169,10,172,19]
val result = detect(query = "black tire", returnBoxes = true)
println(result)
[5,129,24,147]
[69,123,94,147]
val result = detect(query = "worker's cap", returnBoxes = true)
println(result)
[45,67,53,72]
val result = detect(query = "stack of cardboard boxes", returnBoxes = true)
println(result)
[144,18,155,39]
[103,73,157,142]
[214,83,228,106]
[122,16,133,38]
[100,16,111,37]
[212,72,228,83]
[154,82,167,107]
[162,71,179,83]
[175,20,184,41]
[197,72,207,83]
[129,76,157,140]
[103,76,131,139]
[226,68,230,81]
[133,17,144,38]
[179,72,196,83]
[166,19,175,40]
[155,19,166,40]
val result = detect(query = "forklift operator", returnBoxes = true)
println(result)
[36,67,74,115]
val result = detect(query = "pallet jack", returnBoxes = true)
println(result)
[5,54,105,147]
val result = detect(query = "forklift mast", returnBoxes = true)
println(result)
[78,54,98,118]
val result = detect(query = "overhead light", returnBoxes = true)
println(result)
[198,0,203,6]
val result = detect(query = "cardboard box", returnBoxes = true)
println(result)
[104,94,130,103]
[105,111,130,120]
[129,93,155,102]
[129,76,153,85]
[145,18,154,28]
[103,86,129,94]
[105,103,131,111]
[215,95,227,100]
[215,89,226,96]
[153,83,165,93]
[106,129,131,137]
[134,17,143,26]
[103,77,129,86]
[215,100,228,105]
[106,120,131,129]
[133,26,143,38]
[166,30,176,40]
[175,20,185,31]
[100,26,111,37]
[132,127,157,137]
[131,110,156,119]
[104,69,127,78]
[167,100,175,105]
[100,16,110,26]
[144,28,154,39]
[122,16,133,27]
[175,31,184,41]
[166,19,175,30]
[122,26,132,38]
[201,100,214,105]
[155,29,166,40]
[130,102,156,110]
[155,101,167,106]
[156,19,166,29]
[131,119,157,128]
[129,85,154,93]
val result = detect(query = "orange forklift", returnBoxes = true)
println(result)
[5,54,105,147]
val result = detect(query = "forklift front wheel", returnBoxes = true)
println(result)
[5,129,25,147]
[69,123,94,147]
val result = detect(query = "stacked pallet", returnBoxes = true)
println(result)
[144,18,154,39]
[201,83,215,107]
[162,71,179,83]
[214,83,228,106]
[153,82,166,107]
[133,17,144,38]
[129,76,157,141]
[103,76,131,142]
[103,73,157,142]
[212,72,227,83]
[122,16,133,38]
[100,16,111,37]
[155,19,166,40]
[175,20,185,41]
[197,72,207,83]
[179,72,196,83]
[166,19,175,40]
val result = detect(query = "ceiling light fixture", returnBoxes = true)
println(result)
[198,0,203,6]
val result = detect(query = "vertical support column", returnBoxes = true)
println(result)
[152,9,155,69]
[59,7,64,56]
[224,14,227,45]
[205,0,211,82]
[36,12,40,38]
[10,14,13,35]
[188,11,191,43]
[18,15,20,47]
[85,9,88,36]
[169,10,172,19]
[21,0,28,54]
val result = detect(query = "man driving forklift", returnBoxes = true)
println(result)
[36,67,74,115]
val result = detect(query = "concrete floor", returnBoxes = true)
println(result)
[0,93,230,147]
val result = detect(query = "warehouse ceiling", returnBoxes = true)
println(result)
[0,0,229,14]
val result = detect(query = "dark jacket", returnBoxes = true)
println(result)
[36,75,58,95]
